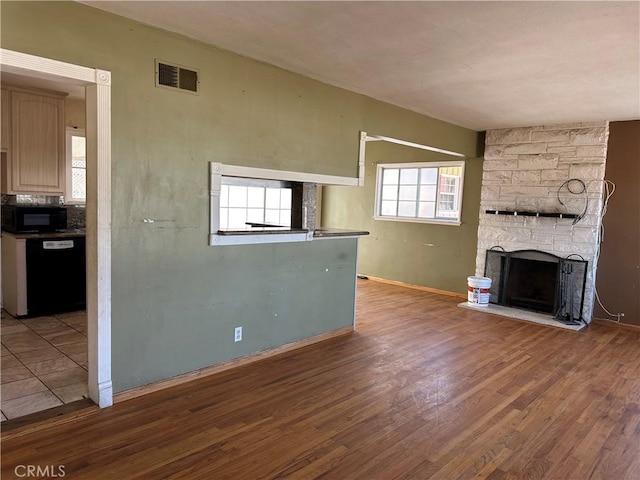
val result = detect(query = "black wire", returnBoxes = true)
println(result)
[557,178,588,224]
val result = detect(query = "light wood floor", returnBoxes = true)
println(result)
[1,280,639,479]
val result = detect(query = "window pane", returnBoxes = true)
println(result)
[220,185,229,208]
[437,193,458,218]
[382,168,399,185]
[418,202,436,218]
[71,168,86,199]
[264,209,280,225]
[228,186,247,208]
[381,185,398,201]
[280,189,292,209]
[246,208,264,223]
[400,169,418,185]
[380,200,397,216]
[265,188,280,209]
[439,195,455,209]
[247,187,265,208]
[420,168,437,184]
[219,208,229,228]
[398,185,417,202]
[70,134,86,199]
[71,136,86,168]
[398,201,416,217]
[420,185,436,202]
[440,176,457,194]
[280,210,291,227]
[227,208,247,228]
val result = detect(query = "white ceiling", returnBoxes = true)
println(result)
[84,1,639,131]
[1,72,86,100]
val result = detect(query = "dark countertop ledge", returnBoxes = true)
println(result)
[217,228,308,236]
[216,227,369,238]
[1,229,86,239]
[313,228,370,238]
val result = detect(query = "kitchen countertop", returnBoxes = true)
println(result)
[1,229,86,239]
[217,227,369,238]
[312,228,370,238]
[217,227,308,235]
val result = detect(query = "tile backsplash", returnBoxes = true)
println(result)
[66,204,86,229]
[1,194,63,206]
[1,194,86,228]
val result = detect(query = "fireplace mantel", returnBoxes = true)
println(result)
[485,210,580,219]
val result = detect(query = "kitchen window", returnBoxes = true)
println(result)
[66,128,86,203]
[374,161,464,225]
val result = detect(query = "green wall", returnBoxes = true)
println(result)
[323,140,483,295]
[1,1,480,391]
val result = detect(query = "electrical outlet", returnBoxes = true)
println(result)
[234,326,242,342]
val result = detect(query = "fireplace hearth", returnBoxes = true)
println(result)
[484,249,588,324]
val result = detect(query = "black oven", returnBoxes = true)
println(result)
[1,205,67,233]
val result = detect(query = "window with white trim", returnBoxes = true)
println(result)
[66,128,86,203]
[209,162,361,246]
[374,161,464,225]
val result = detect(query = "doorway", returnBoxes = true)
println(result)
[0,49,112,409]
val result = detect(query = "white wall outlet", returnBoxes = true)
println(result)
[234,326,242,342]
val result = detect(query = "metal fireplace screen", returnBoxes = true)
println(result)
[484,249,588,324]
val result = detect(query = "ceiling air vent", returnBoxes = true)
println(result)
[155,60,199,94]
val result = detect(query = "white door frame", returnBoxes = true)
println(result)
[1,49,112,407]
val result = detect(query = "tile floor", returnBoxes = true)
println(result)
[1,310,88,421]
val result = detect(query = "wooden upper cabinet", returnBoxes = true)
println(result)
[10,89,66,194]
[1,88,9,151]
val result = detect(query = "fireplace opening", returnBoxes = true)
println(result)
[484,249,588,323]
[505,257,557,313]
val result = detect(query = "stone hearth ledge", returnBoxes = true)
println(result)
[458,302,587,332]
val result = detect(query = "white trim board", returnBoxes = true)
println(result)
[363,132,466,158]
[1,48,113,408]
[214,162,360,186]
[358,130,467,183]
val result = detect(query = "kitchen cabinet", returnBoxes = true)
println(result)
[1,86,66,195]
[1,88,9,152]
[1,232,86,317]
[1,234,27,317]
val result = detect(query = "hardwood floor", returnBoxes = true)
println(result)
[1,279,639,479]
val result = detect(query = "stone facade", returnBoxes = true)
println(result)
[476,122,609,322]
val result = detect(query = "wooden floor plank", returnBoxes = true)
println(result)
[2,279,639,479]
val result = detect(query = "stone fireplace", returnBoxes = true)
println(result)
[475,122,609,323]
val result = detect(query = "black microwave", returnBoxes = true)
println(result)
[1,205,67,233]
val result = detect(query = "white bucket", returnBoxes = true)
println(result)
[467,276,492,306]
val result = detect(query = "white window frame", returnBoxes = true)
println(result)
[65,127,86,204]
[374,161,465,226]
